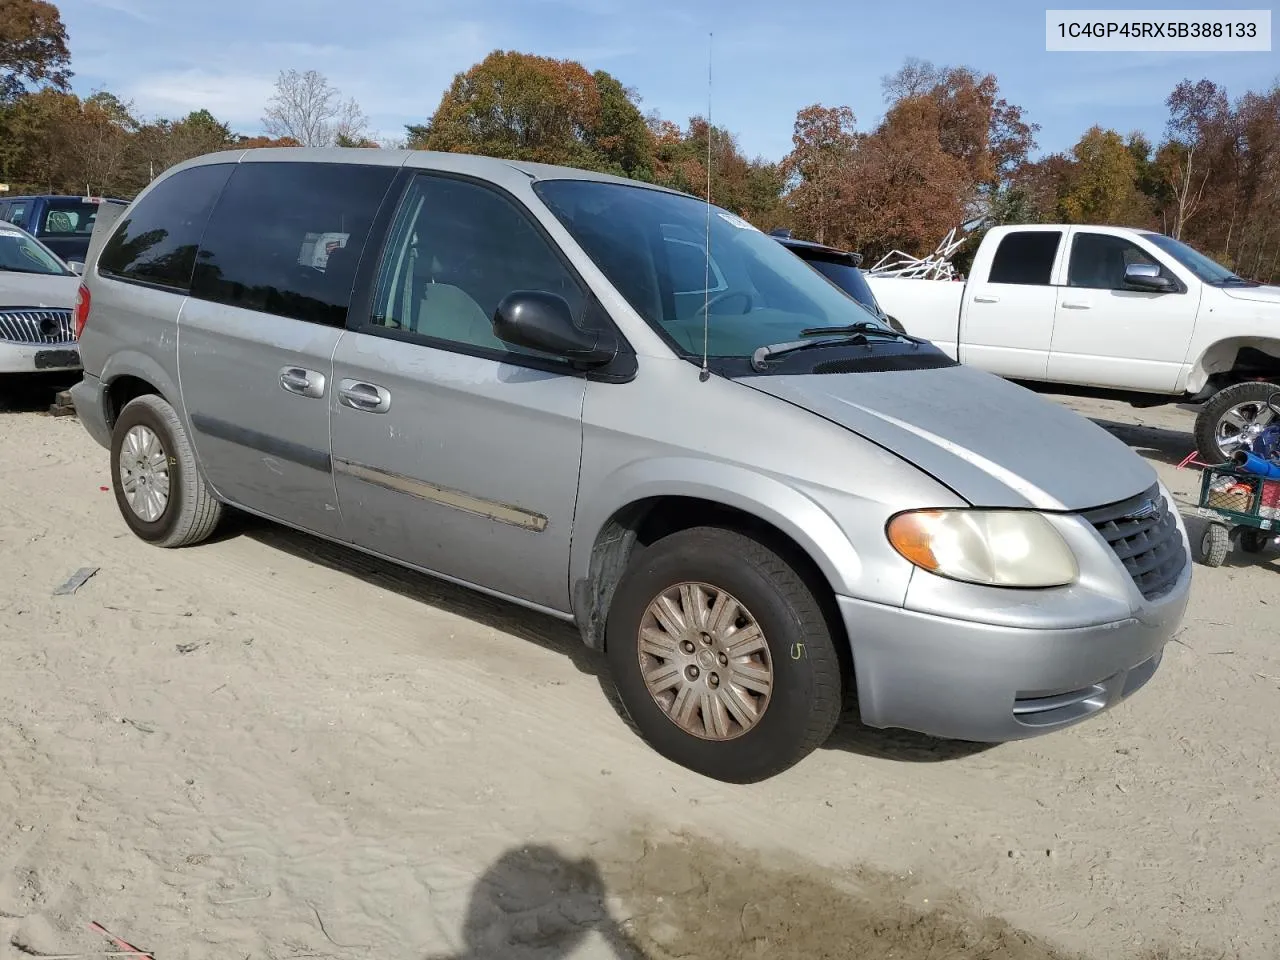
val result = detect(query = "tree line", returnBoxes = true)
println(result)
[3,0,1277,280]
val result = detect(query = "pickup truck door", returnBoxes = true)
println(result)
[1047,230,1199,392]
[959,229,1064,380]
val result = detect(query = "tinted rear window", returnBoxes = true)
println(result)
[190,162,397,327]
[988,231,1062,285]
[807,259,879,313]
[39,200,103,236]
[99,165,233,290]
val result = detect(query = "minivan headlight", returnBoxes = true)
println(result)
[886,509,1078,588]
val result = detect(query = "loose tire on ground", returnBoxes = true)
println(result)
[1199,524,1230,567]
[110,394,223,548]
[1194,381,1280,464]
[604,526,844,783]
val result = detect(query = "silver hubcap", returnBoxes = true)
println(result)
[637,582,773,741]
[119,425,171,523]
[1216,401,1276,458]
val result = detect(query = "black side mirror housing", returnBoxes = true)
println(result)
[492,291,618,368]
[1124,262,1174,292]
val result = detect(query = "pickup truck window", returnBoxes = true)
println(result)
[1068,232,1171,290]
[988,231,1062,285]
[1144,233,1241,285]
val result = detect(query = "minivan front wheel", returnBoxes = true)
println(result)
[605,526,843,783]
[110,394,223,548]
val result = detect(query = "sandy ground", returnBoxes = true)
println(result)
[0,378,1277,960]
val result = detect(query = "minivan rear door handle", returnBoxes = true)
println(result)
[338,379,392,414]
[279,366,326,399]
[973,294,1000,304]
[1061,300,1092,310]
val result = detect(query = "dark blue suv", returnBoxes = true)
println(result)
[0,194,128,264]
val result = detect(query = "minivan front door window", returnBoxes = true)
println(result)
[370,174,584,361]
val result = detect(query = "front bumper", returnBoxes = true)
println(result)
[0,341,80,374]
[838,565,1190,742]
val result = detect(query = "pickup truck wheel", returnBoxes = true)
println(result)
[1195,381,1280,464]
[605,526,843,783]
[110,394,223,548]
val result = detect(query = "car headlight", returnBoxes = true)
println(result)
[886,509,1078,588]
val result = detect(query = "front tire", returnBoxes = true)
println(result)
[110,394,222,547]
[605,526,843,783]
[1195,381,1280,464]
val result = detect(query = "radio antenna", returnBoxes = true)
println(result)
[699,31,713,383]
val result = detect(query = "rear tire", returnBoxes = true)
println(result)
[605,526,843,783]
[1195,381,1280,464]
[110,394,222,548]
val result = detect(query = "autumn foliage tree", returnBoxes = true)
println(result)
[0,0,69,101]
[415,51,613,170]
[780,105,856,244]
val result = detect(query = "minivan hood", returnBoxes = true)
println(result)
[0,272,78,308]
[1220,283,1280,306]
[740,364,1155,511]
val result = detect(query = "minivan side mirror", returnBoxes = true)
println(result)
[67,260,84,276]
[1124,262,1173,292]
[492,291,617,367]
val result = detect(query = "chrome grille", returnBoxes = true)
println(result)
[1082,484,1187,601]
[0,308,75,345]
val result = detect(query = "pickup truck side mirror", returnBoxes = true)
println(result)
[67,260,84,276]
[1124,262,1173,292]
[492,291,618,368]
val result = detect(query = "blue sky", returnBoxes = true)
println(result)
[60,0,1278,161]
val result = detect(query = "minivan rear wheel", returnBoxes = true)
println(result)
[605,526,843,783]
[110,394,223,547]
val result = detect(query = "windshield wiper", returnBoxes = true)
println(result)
[0,265,53,276]
[1215,274,1260,286]
[750,323,924,372]
[799,321,926,343]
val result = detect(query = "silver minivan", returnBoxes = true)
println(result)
[70,148,1192,783]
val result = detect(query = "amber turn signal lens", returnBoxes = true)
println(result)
[886,511,944,572]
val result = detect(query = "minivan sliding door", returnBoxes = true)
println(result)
[179,160,398,539]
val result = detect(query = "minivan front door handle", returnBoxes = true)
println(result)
[338,379,392,414]
[279,366,326,399]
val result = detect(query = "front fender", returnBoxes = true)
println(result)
[570,456,865,598]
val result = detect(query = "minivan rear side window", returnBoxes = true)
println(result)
[99,164,233,290]
[987,231,1062,286]
[191,162,397,328]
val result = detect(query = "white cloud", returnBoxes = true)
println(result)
[122,70,276,126]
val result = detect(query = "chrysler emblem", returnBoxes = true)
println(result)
[1127,499,1158,521]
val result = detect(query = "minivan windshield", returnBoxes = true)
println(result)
[0,226,69,276]
[534,179,887,359]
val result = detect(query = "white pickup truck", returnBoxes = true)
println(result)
[864,224,1280,464]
